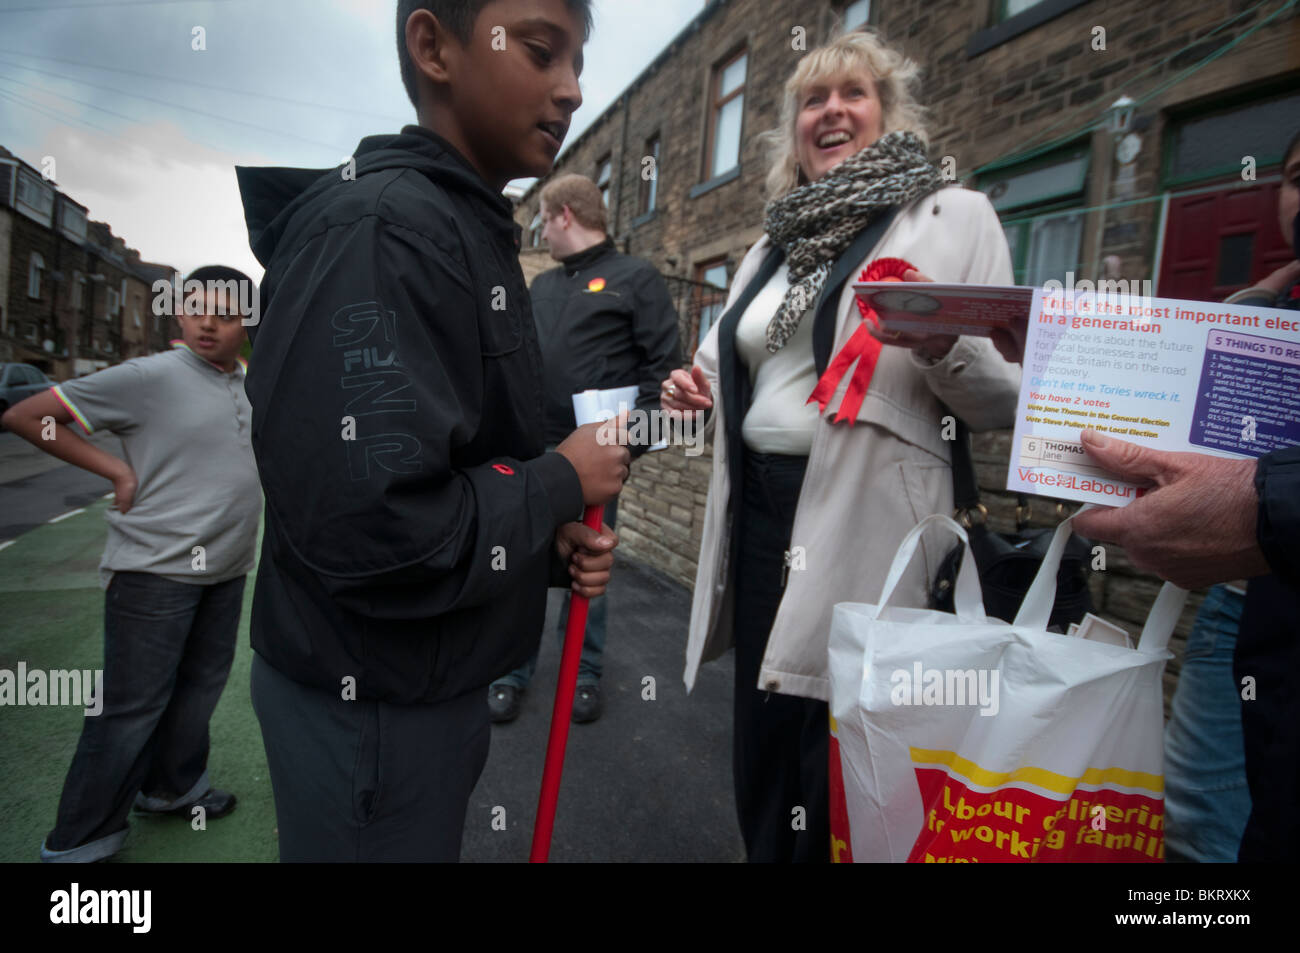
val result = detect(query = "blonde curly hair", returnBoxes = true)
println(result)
[763,30,929,200]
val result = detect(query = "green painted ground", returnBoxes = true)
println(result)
[0,499,277,862]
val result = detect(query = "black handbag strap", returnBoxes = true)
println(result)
[951,416,981,511]
[950,413,1031,528]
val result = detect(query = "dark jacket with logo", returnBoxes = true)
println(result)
[530,237,681,448]
[236,126,582,704]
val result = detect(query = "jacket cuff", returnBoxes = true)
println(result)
[523,450,584,528]
[1254,447,1300,585]
[911,335,981,378]
[1226,286,1280,307]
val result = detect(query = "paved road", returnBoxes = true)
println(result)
[0,478,745,862]
[463,559,744,862]
[0,431,124,543]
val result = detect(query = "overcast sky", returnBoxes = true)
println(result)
[0,0,706,280]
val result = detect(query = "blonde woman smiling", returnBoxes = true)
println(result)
[662,31,1020,862]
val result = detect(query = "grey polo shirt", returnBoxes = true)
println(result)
[52,342,261,588]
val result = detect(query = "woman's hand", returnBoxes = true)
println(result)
[866,268,958,361]
[661,366,713,414]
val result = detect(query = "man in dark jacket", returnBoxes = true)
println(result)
[488,173,681,725]
[234,0,629,862]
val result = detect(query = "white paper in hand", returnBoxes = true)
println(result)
[572,385,667,450]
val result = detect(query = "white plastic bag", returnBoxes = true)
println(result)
[828,512,1184,863]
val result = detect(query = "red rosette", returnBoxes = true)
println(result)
[810,256,918,425]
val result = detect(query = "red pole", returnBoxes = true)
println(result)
[529,502,604,862]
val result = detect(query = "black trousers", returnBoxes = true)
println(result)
[251,652,490,862]
[1235,574,1300,862]
[732,449,830,863]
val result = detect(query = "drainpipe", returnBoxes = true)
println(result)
[614,92,630,246]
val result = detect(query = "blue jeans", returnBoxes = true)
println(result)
[494,498,617,690]
[45,572,245,852]
[1163,584,1252,862]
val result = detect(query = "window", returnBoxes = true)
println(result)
[28,252,44,299]
[529,211,544,248]
[968,0,1092,57]
[1164,90,1300,187]
[693,259,730,356]
[842,0,871,30]
[705,50,747,181]
[999,0,1046,17]
[106,287,120,318]
[15,172,54,223]
[133,295,142,328]
[71,271,83,309]
[59,202,87,243]
[596,154,612,208]
[639,135,660,216]
[25,322,39,342]
[978,144,1090,286]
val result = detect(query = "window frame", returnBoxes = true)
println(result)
[1160,86,1300,190]
[27,252,44,299]
[59,202,87,243]
[596,153,613,208]
[703,46,748,183]
[691,257,731,360]
[966,0,1093,59]
[15,171,54,224]
[977,142,1091,286]
[841,0,872,31]
[639,134,661,217]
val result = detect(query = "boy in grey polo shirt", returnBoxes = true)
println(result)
[1,265,261,863]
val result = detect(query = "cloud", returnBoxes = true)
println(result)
[36,120,274,282]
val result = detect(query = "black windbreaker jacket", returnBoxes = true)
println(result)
[530,238,681,447]
[236,126,583,704]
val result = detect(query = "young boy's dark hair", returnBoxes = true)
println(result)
[186,264,252,286]
[396,0,594,107]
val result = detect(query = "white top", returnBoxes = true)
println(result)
[734,261,823,455]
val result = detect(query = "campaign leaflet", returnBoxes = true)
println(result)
[1009,290,1300,506]
[854,281,1034,337]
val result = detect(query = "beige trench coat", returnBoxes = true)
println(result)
[684,186,1021,702]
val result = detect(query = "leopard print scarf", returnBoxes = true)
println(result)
[763,130,943,352]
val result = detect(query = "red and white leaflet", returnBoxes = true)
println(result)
[853,282,1035,337]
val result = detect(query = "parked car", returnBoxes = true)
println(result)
[0,363,55,428]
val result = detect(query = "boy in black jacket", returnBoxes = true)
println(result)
[235,0,625,861]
